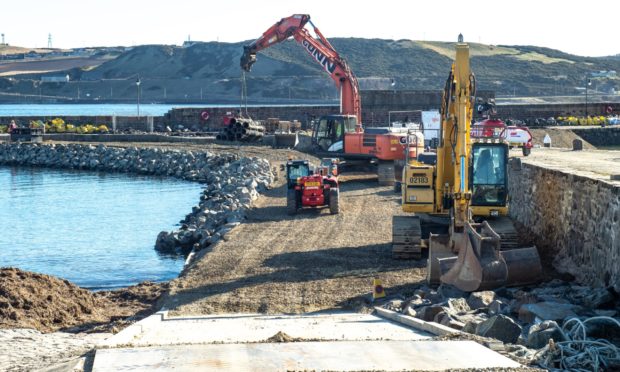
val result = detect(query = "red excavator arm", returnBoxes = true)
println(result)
[241,14,362,127]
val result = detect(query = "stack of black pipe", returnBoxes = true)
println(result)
[216,118,265,142]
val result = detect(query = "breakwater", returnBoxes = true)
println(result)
[571,127,620,147]
[0,143,273,260]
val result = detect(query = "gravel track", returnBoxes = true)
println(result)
[163,172,427,315]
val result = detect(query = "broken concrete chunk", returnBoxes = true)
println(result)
[447,298,471,314]
[405,305,417,317]
[518,302,578,323]
[467,291,496,310]
[489,299,507,315]
[462,320,479,334]
[476,314,522,344]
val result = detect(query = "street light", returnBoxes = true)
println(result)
[136,77,141,117]
[585,76,592,117]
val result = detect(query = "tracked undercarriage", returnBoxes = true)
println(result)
[393,215,542,291]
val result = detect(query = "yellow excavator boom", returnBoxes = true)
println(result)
[392,35,542,291]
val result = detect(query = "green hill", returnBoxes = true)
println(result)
[2,38,619,102]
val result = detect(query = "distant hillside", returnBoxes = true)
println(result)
[1,39,619,102]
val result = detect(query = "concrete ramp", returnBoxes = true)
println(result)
[101,311,431,347]
[93,311,521,371]
[93,340,521,371]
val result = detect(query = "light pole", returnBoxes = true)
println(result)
[585,76,592,117]
[136,77,141,117]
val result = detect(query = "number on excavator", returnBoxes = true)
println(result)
[409,176,428,184]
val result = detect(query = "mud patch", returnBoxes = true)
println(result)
[0,268,165,333]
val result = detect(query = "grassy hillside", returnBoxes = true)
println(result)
[2,39,619,101]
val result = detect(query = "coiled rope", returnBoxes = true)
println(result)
[534,316,620,371]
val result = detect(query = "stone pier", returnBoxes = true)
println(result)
[508,148,620,291]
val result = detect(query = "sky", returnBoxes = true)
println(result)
[2,0,619,57]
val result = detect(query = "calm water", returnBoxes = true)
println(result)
[0,104,221,117]
[0,103,336,117]
[0,166,203,290]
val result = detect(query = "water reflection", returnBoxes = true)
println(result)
[0,166,202,290]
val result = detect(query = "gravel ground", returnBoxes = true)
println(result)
[529,128,595,149]
[0,328,108,372]
[162,172,426,315]
[522,146,620,182]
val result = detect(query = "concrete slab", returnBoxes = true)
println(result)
[93,340,521,371]
[101,311,431,348]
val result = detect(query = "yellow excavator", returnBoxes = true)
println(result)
[392,35,542,292]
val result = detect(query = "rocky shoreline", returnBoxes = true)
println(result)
[0,142,274,258]
[0,142,274,370]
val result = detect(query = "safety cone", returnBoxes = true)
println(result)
[372,278,386,301]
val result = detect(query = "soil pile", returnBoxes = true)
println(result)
[529,128,595,149]
[0,268,165,333]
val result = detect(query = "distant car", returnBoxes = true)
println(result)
[504,126,533,156]
[471,119,533,156]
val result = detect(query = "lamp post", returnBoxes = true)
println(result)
[136,77,141,117]
[585,76,592,117]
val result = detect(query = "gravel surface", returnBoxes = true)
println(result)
[162,173,426,315]
[0,328,108,372]
[521,146,620,182]
[529,128,595,149]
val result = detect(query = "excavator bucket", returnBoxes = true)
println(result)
[430,220,543,292]
[440,221,508,292]
[262,133,299,149]
[500,247,543,287]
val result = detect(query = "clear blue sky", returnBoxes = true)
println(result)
[2,0,619,57]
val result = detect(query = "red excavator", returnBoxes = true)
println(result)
[241,14,424,184]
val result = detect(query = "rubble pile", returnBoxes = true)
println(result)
[382,279,620,370]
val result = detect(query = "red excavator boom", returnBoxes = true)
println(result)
[241,14,361,128]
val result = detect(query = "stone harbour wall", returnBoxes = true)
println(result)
[571,127,620,147]
[508,159,620,291]
[0,143,273,256]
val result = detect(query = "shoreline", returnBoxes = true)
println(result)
[0,141,273,331]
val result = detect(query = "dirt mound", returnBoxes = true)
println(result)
[529,128,595,149]
[0,268,166,333]
[264,331,302,343]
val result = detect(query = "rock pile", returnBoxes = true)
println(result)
[382,279,620,367]
[0,143,274,255]
[155,156,272,255]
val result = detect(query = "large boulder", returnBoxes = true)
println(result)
[526,320,565,349]
[476,314,522,344]
[154,231,177,252]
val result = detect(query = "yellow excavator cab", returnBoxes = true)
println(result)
[391,37,542,291]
